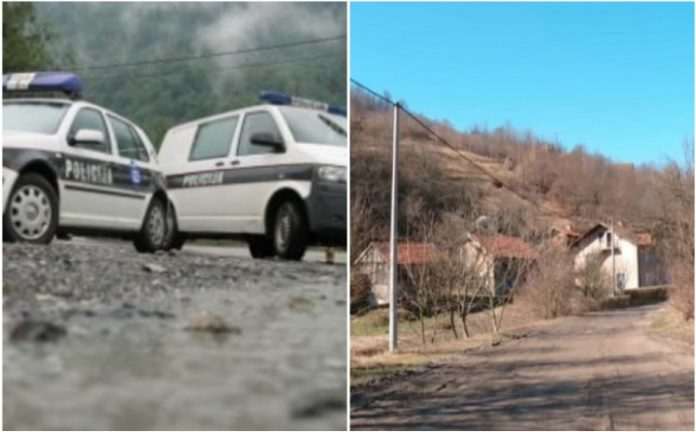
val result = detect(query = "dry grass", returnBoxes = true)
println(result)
[649,305,694,350]
[350,302,551,385]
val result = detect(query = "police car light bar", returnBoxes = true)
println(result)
[259,90,346,117]
[3,72,82,98]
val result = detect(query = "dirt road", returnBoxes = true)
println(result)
[351,304,694,430]
[4,241,346,430]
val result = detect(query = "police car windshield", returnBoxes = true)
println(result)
[3,101,70,135]
[279,106,346,146]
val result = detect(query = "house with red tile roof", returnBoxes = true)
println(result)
[355,235,537,305]
[354,242,437,306]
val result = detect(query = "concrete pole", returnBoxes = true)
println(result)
[389,103,400,352]
[611,219,616,296]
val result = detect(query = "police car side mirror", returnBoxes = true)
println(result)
[250,132,284,152]
[69,129,104,146]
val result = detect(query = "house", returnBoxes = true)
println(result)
[460,234,538,297]
[354,242,436,306]
[355,234,536,306]
[570,223,668,293]
[549,224,582,247]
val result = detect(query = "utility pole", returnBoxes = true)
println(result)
[389,103,400,352]
[611,219,616,296]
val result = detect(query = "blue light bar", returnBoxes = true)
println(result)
[2,72,82,98]
[328,106,346,116]
[259,90,346,117]
[259,90,292,105]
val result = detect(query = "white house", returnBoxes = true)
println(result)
[570,223,667,293]
[354,235,536,306]
[459,234,538,297]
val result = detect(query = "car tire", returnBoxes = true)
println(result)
[162,202,185,251]
[134,197,166,253]
[248,235,274,259]
[3,173,58,244]
[272,200,308,260]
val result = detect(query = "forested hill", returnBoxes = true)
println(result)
[4,3,346,147]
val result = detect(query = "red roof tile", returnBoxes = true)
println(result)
[375,242,437,264]
[474,234,537,259]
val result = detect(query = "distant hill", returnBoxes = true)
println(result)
[350,87,688,261]
[25,3,346,147]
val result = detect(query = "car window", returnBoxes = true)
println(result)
[68,108,112,154]
[189,116,239,161]
[3,102,70,135]
[237,111,283,156]
[279,106,347,146]
[109,116,149,162]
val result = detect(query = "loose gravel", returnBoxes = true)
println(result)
[4,240,347,430]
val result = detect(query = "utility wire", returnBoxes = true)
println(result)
[351,78,532,204]
[350,78,394,105]
[59,34,346,72]
[84,53,342,80]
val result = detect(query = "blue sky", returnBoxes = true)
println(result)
[351,2,694,165]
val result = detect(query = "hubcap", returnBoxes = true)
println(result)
[275,206,292,252]
[9,185,52,240]
[148,204,165,246]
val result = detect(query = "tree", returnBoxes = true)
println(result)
[3,3,52,72]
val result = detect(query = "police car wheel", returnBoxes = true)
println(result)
[272,201,307,260]
[248,235,274,258]
[162,203,185,251]
[134,198,166,253]
[4,173,58,244]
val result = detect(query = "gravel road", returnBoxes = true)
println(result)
[351,304,694,430]
[3,241,347,430]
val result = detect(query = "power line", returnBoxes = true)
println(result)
[84,53,342,80]
[60,34,346,72]
[351,78,532,204]
[350,78,394,105]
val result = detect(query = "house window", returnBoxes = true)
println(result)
[617,273,626,290]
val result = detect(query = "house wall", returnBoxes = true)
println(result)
[638,246,670,286]
[574,231,640,291]
[461,242,495,296]
[357,247,390,306]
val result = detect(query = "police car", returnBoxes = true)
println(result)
[158,91,347,260]
[2,72,169,252]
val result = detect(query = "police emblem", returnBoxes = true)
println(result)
[130,161,142,185]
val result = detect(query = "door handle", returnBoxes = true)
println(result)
[230,160,240,166]
[214,161,225,168]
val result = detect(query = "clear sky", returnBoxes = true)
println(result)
[351,2,694,165]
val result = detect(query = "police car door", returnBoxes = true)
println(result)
[230,109,293,233]
[60,106,122,228]
[107,114,158,230]
[174,114,240,232]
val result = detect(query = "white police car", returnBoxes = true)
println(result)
[2,72,169,252]
[158,91,347,260]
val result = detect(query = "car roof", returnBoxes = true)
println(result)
[4,97,75,105]
[164,103,343,136]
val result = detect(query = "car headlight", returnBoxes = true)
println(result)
[317,166,346,183]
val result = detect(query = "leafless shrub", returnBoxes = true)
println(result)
[517,247,577,319]
[654,141,694,321]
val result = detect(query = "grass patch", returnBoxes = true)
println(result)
[351,308,390,337]
[649,305,694,349]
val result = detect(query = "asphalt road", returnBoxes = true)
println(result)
[351,304,694,430]
[4,240,347,430]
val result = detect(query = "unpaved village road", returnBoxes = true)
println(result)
[4,241,346,430]
[351,304,694,430]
